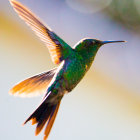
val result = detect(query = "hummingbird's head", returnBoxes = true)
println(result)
[74,38,125,59]
[74,38,125,52]
[74,38,125,67]
[85,38,125,48]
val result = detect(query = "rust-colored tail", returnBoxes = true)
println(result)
[23,99,60,140]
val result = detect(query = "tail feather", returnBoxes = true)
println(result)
[23,98,61,140]
[44,102,60,140]
[35,105,53,135]
[23,99,46,125]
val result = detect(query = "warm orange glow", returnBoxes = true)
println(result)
[9,69,56,97]
[31,118,37,125]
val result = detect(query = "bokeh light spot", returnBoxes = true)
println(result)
[65,0,112,14]
[134,0,140,15]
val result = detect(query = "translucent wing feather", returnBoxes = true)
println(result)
[9,68,57,97]
[10,0,72,64]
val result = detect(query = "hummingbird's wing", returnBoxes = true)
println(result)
[9,68,57,97]
[10,0,72,64]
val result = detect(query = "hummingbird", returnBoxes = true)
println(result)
[9,0,125,140]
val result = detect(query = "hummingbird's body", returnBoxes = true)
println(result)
[44,39,100,104]
[33,39,99,106]
[9,0,125,140]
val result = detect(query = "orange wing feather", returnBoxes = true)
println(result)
[10,0,71,64]
[9,68,57,97]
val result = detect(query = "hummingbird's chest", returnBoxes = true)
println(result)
[62,57,88,91]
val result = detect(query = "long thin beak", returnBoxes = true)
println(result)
[102,40,126,44]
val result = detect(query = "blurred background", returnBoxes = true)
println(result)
[0,0,140,139]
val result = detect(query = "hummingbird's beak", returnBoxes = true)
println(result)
[101,40,126,45]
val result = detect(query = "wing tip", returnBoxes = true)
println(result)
[8,88,40,98]
[8,89,22,97]
[9,86,21,96]
[9,0,25,11]
[9,0,17,6]
[8,88,15,95]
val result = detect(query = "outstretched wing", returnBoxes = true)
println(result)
[10,0,72,64]
[9,68,57,97]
